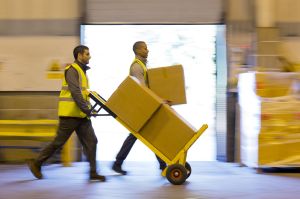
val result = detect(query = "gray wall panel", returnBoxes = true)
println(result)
[85,0,223,23]
[0,20,80,36]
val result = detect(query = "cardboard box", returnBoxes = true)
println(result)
[258,133,300,166]
[256,27,279,42]
[257,42,279,55]
[260,101,300,128]
[239,72,300,167]
[255,56,282,70]
[258,133,284,165]
[147,65,187,105]
[255,72,296,97]
[139,104,196,160]
[106,76,163,132]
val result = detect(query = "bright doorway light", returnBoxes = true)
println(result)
[81,25,216,161]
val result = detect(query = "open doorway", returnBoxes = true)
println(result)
[81,25,217,161]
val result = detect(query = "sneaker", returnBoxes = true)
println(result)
[112,163,127,175]
[89,173,106,182]
[27,159,43,179]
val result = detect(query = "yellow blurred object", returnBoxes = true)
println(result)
[277,56,300,72]
[259,133,300,166]
[61,134,75,167]
[255,72,295,97]
[47,72,64,79]
[291,64,300,72]
[46,60,64,79]
[49,60,62,71]
[0,120,72,166]
[260,101,300,128]
[239,72,300,167]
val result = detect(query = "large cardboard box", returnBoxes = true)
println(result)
[239,72,300,167]
[256,27,279,42]
[106,76,163,132]
[257,42,279,55]
[147,65,186,105]
[255,72,296,97]
[139,104,196,160]
[258,133,300,166]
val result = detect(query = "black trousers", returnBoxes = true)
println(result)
[36,117,98,174]
[115,133,166,167]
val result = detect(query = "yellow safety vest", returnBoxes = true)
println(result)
[58,63,90,118]
[132,58,148,84]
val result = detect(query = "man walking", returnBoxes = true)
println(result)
[112,41,167,175]
[28,45,105,181]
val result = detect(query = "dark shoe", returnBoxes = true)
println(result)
[112,163,127,175]
[90,173,106,182]
[160,164,167,171]
[27,159,43,179]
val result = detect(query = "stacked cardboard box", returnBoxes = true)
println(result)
[148,65,186,105]
[106,76,162,132]
[139,104,196,160]
[238,72,300,167]
[106,68,195,160]
[255,27,282,71]
[255,72,297,97]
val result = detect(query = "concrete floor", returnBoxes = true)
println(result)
[1,161,300,199]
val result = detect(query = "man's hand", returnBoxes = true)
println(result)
[163,99,172,106]
[88,110,98,117]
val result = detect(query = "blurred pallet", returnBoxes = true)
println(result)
[0,120,74,166]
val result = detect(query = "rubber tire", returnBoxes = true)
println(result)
[166,164,188,185]
[185,162,192,178]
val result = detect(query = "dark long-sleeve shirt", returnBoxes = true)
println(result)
[65,61,91,115]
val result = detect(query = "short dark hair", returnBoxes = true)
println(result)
[73,45,89,59]
[133,41,145,54]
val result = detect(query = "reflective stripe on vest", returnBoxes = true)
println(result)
[58,63,90,118]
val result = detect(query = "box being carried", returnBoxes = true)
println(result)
[106,76,162,132]
[139,104,196,160]
[148,65,186,105]
[88,75,208,185]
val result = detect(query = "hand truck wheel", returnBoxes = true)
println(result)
[166,164,188,185]
[185,162,192,178]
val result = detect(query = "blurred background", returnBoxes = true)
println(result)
[1,0,300,168]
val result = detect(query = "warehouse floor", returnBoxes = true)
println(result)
[1,161,300,199]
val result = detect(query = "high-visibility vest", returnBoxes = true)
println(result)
[131,58,148,85]
[58,63,90,118]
